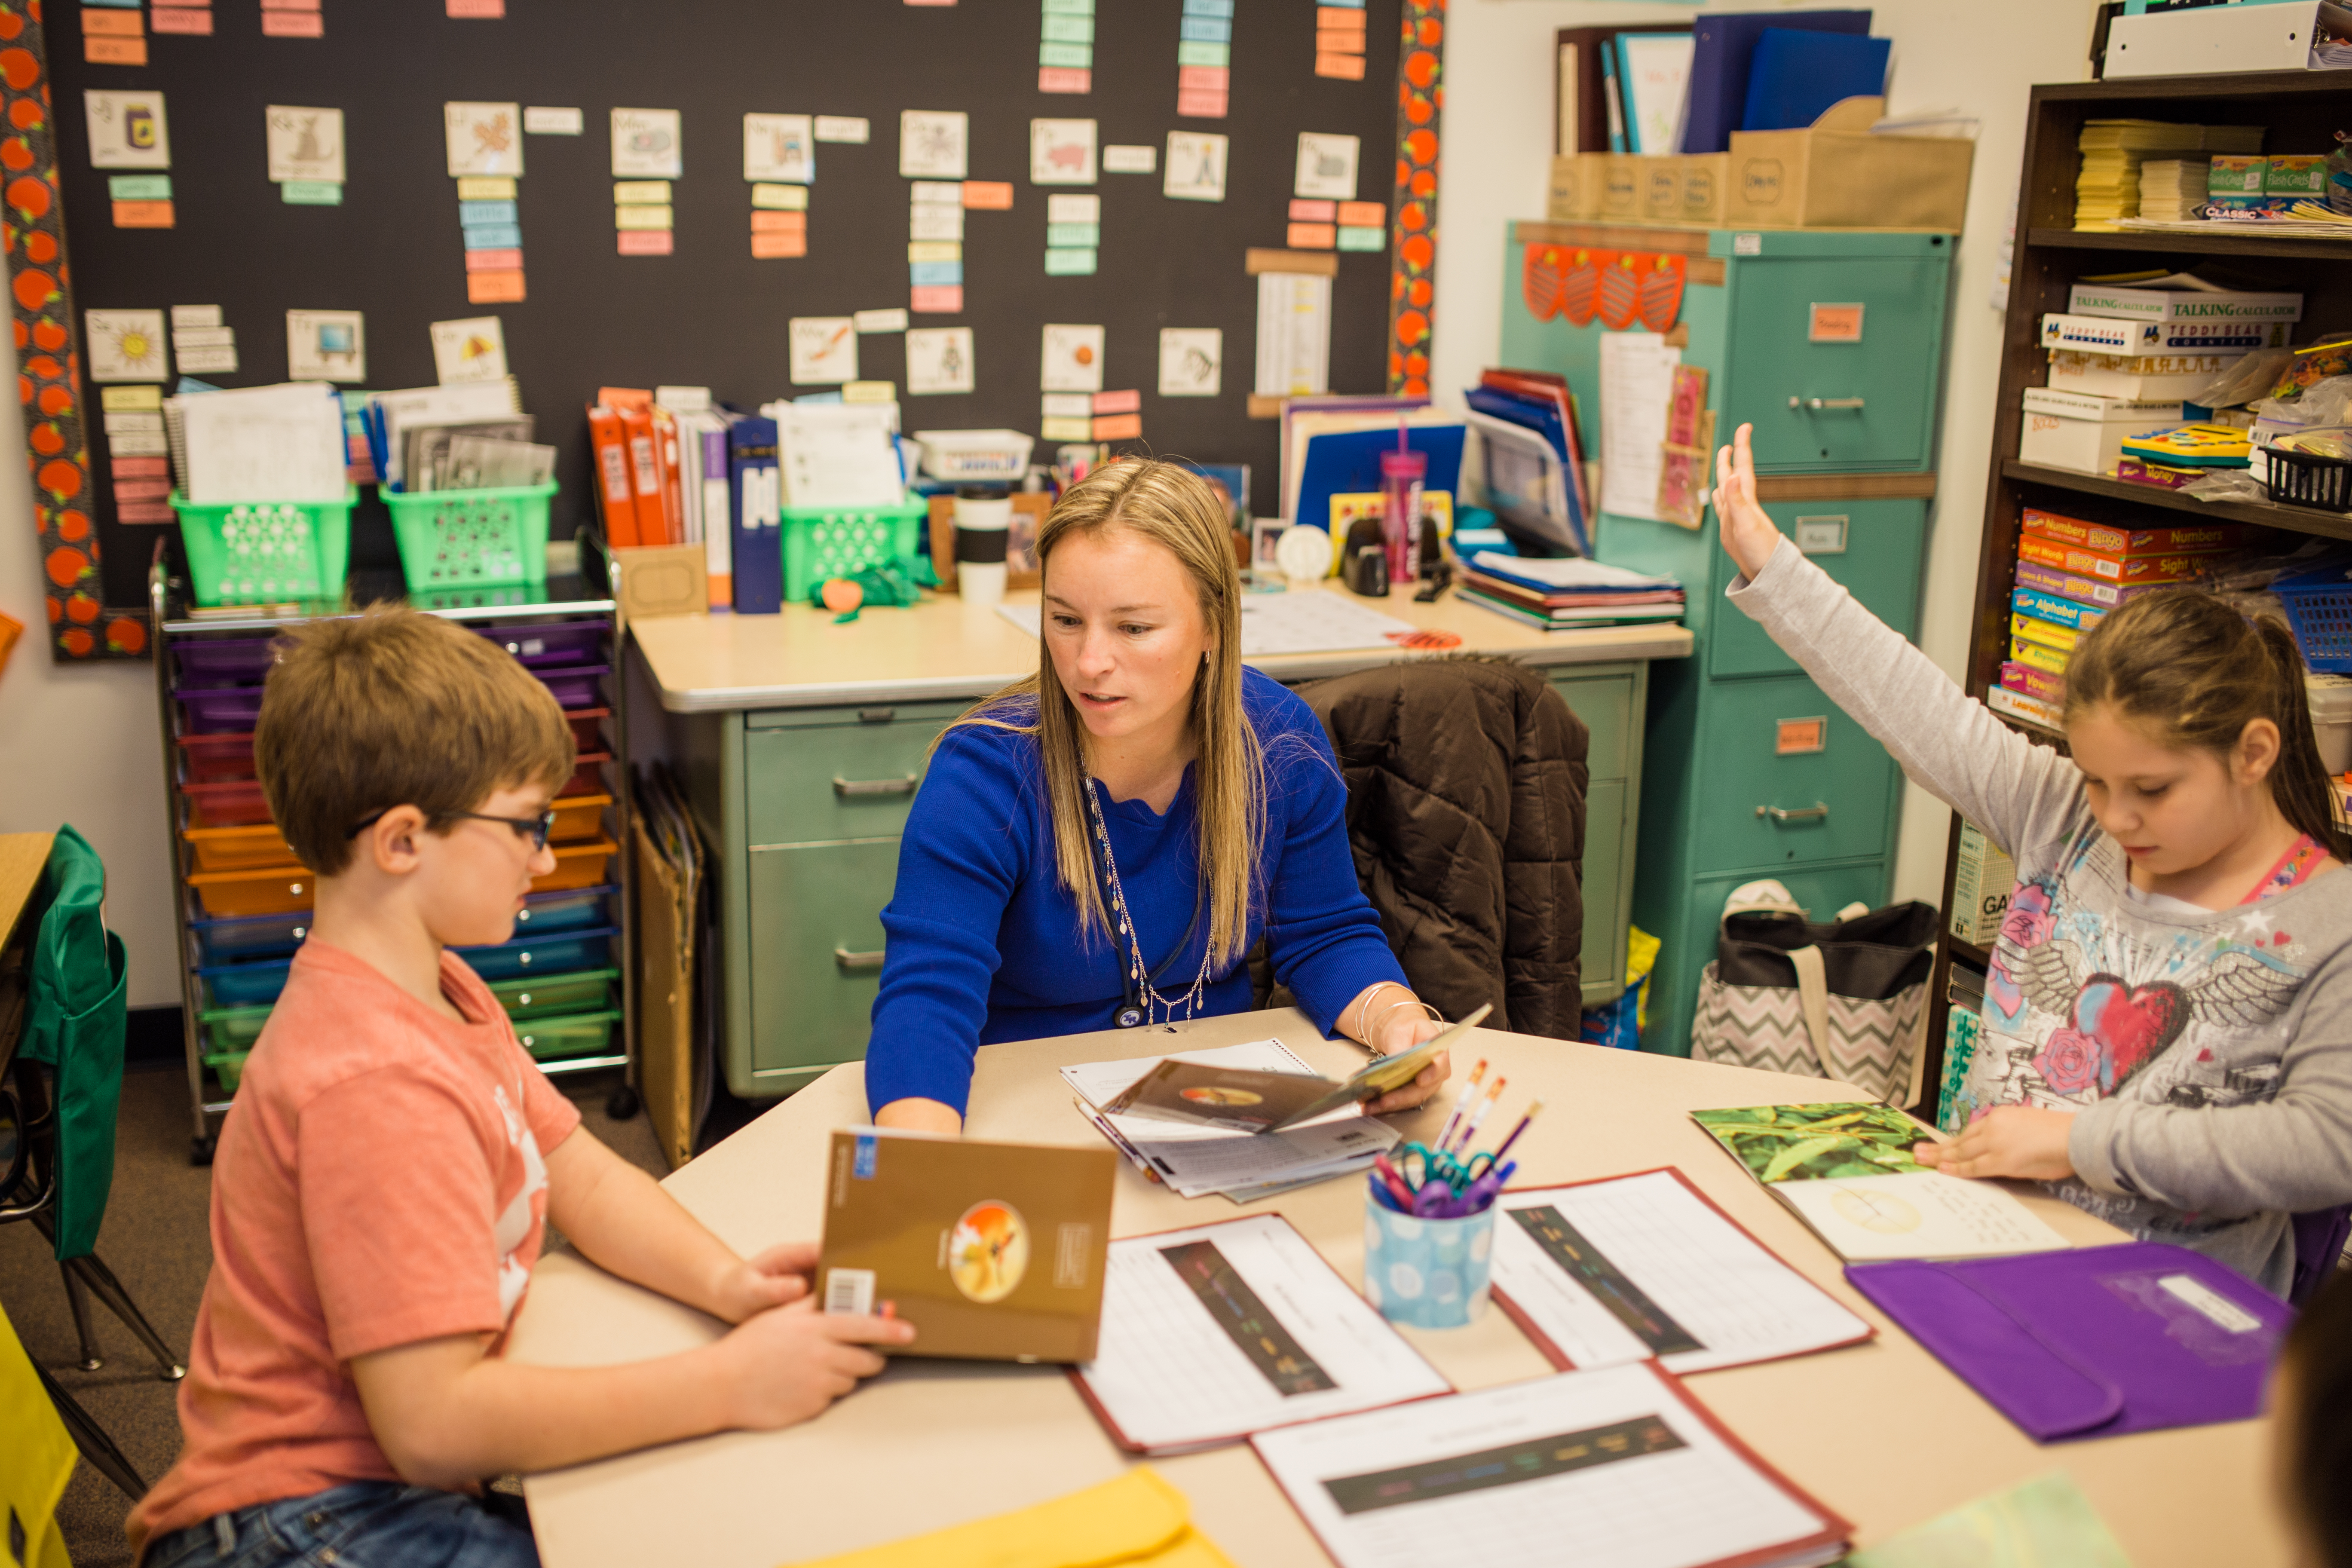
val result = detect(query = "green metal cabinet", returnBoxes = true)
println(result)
[681,660,1656,1099]
[1499,223,1950,1055]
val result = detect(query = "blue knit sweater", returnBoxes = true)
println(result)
[864,667,1405,1115]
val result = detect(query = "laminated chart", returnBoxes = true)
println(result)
[444,102,526,303]
[1177,0,1231,118]
[1040,0,1094,94]
[612,109,682,256]
[744,113,812,260]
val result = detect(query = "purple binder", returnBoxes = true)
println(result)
[1846,1243,2291,1443]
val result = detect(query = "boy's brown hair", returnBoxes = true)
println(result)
[255,607,576,875]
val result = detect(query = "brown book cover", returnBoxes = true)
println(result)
[818,1129,1116,1364]
[1103,1004,1492,1134]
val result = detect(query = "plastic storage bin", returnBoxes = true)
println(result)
[189,865,313,918]
[383,481,557,591]
[199,1004,272,1054]
[489,967,618,1019]
[174,636,278,685]
[513,885,616,933]
[513,1009,623,1061]
[561,752,612,797]
[182,823,299,873]
[178,732,257,783]
[781,496,927,604]
[190,910,310,963]
[473,619,606,665]
[2266,444,2352,514]
[453,926,616,981]
[2275,568,2352,674]
[204,1050,252,1092]
[549,794,610,842]
[181,779,273,827]
[532,664,609,708]
[173,488,357,607]
[200,957,292,1009]
[913,430,1034,482]
[535,840,616,892]
[174,685,267,734]
[562,709,607,751]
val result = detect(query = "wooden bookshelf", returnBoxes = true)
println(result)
[1921,69,2352,1118]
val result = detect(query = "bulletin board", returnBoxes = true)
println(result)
[17,0,1453,658]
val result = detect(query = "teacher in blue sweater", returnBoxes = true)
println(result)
[867,459,1452,1132]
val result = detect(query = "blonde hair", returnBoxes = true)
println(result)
[256,606,575,875]
[949,460,1263,969]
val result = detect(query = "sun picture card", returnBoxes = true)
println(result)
[1158,328,1222,397]
[900,110,970,180]
[444,101,522,178]
[286,309,366,383]
[744,113,814,183]
[265,105,344,184]
[1294,132,1361,200]
[906,326,976,395]
[86,309,169,383]
[789,316,859,385]
[1041,322,1106,392]
[1164,131,1228,202]
[1030,118,1098,184]
[611,108,683,178]
[86,90,171,169]
[429,315,508,385]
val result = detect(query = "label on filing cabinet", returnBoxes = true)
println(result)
[1809,303,1865,343]
[1793,516,1848,554]
[1776,717,1826,755]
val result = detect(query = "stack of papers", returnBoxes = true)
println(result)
[2073,121,2260,230]
[167,382,349,505]
[358,378,526,491]
[1459,551,1685,631]
[2137,158,2208,221]
[764,399,905,509]
[1064,1040,1400,1204]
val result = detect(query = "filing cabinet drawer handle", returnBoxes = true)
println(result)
[1788,396,1868,412]
[833,947,887,973]
[1756,802,1830,823]
[833,773,919,797]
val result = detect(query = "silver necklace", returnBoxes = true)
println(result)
[1085,778,1213,1027]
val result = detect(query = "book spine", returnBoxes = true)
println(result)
[2009,585,2107,631]
[2021,508,2240,557]
[2009,637,2070,677]
[729,422,783,614]
[1986,683,2064,731]
[1950,820,2014,947]
[585,404,640,548]
[2009,613,2079,655]
[1600,40,1626,154]
[702,423,733,606]
[2001,661,2066,704]
[2013,560,2122,607]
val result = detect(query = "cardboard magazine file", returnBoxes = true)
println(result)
[611,544,708,621]
[819,1128,1116,1363]
[1546,152,1607,220]
[1724,96,1975,232]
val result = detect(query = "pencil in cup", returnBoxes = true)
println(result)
[1362,1170,1498,1329]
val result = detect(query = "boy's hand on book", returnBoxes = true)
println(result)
[1713,423,1784,582]
[718,1297,916,1430]
[709,1241,821,1323]
[1914,1106,2077,1183]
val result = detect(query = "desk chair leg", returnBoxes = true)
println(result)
[60,1262,104,1371]
[63,1253,185,1381]
[31,1356,146,1500]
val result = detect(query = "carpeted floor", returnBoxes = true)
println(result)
[1,1062,668,1567]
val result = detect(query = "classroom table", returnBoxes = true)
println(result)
[0,833,54,1078]
[507,1010,2289,1568]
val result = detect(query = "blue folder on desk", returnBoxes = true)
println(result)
[1680,9,1872,153]
[1293,426,1464,541]
[1465,387,1588,556]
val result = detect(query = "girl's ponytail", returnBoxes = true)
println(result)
[2064,588,2352,863]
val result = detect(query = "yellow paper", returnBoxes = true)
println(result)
[752,181,809,210]
[101,384,164,411]
[612,180,672,205]
[456,175,517,200]
[906,240,962,263]
[782,1468,1236,1568]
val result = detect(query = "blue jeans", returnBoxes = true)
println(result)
[145,1481,539,1568]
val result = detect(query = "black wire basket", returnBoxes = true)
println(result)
[2265,444,2352,514]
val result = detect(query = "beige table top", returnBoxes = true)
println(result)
[510,1010,2286,1568]
[0,833,52,949]
[631,578,1694,712]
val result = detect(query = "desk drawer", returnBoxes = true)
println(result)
[1709,499,1925,680]
[747,839,897,1081]
[1694,673,1896,872]
[1724,256,1945,474]
[744,708,957,847]
[1547,671,1631,780]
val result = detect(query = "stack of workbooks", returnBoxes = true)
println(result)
[1992,507,2243,729]
[2136,157,2209,221]
[2073,120,2261,230]
[357,378,540,496]
[1458,551,1684,631]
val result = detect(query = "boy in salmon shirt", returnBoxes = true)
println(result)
[131,609,913,1566]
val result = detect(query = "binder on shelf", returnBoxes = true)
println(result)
[1680,9,1871,154]
[585,404,641,548]
[1555,23,1687,155]
[728,416,783,615]
[1740,28,1891,134]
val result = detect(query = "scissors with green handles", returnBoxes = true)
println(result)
[1398,1142,1470,1191]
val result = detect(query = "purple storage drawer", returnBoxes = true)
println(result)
[175,637,278,686]
[532,664,610,708]
[175,684,268,733]
[474,620,608,667]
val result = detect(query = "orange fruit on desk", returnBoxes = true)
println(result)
[821,577,864,613]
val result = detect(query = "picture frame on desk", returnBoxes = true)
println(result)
[927,492,1044,594]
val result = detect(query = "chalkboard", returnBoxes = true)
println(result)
[53,0,1408,609]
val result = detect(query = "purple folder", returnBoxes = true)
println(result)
[1846,1243,2290,1443]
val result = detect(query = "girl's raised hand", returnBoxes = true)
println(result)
[1714,422,1784,582]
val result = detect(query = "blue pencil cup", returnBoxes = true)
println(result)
[1363,1178,1497,1329]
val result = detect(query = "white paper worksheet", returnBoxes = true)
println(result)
[1251,1364,1848,1568]
[1076,1213,1451,1455]
[1598,330,1680,521]
[1774,1172,2071,1262]
[1489,1170,1872,1375]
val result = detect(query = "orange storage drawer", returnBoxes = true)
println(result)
[533,839,616,892]
[184,822,300,872]
[551,794,609,843]
[190,866,315,917]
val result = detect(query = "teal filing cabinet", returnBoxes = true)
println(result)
[1499,225,1951,1055]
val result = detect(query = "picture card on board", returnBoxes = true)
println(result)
[790,317,859,385]
[429,316,508,385]
[287,309,366,383]
[1031,119,1098,184]
[611,108,683,178]
[744,113,814,183]
[86,91,170,169]
[1159,328,1222,398]
[1041,323,1105,393]
[1295,133,1360,200]
[86,309,168,383]
[900,111,970,180]
[906,327,975,395]
[1164,131,1227,202]
[265,106,343,184]
[444,101,521,177]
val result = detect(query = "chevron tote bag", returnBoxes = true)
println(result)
[1690,892,1939,1106]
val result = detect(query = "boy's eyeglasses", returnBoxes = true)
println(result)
[345,807,558,851]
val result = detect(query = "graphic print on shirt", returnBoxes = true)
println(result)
[491,1082,550,1320]
[1969,854,2305,1133]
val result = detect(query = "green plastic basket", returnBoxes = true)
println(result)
[781,495,926,604]
[383,481,558,591]
[172,488,357,607]
[198,1003,273,1054]
[204,1051,251,1092]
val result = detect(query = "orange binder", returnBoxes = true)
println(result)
[650,405,686,545]
[613,403,664,546]
[585,403,641,547]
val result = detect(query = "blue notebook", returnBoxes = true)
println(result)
[728,417,783,614]
[1741,28,1890,133]
[1680,10,1871,153]
[1293,427,1464,544]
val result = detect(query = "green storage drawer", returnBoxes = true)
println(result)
[514,1008,622,1061]
[489,967,617,1019]
[744,706,958,847]
[1722,251,1949,473]
[1547,671,1631,780]
[1694,673,1898,872]
[1648,860,1890,1057]
[747,838,900,1085]
[199,1003,272,1054]
[1708,500,1926,680]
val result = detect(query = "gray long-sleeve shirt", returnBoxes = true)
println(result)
[1728,538,2352,1295]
